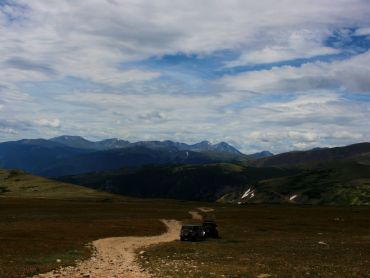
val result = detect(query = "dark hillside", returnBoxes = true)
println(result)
[253,142,370,168]
[60,163,297,201]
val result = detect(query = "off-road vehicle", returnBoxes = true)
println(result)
[202,220,219,238]
[180,224,206,241]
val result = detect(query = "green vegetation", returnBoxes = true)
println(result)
[60,163,297,201]
[0,169,115,200]
[222,161,370,205]
[61,158,370,205]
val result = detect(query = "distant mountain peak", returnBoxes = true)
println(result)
[258,151,274,156]
[246,150,274,161]
[193,140,211,147]
[50,135,130,150]
[50,135,95,149]
[52,135,87,141]
[211,142,241,154]
[48,135,243,154]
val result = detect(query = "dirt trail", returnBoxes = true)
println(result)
[197,207,215,213]
[34,219,181,278]
[188,210,203,220]
[188,207,215,221]
[34,208,215,278]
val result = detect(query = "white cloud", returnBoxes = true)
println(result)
[354,27,370,36]
[46,89,368,153]
[220,50,370,93]
[1,0,370,86]
[35,118,61,128]
[0,1,369,152]
[0,127,18,135]
[225,30,339,67]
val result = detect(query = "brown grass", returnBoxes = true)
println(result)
[1,196,370,278]
[140,204,370,278]
[0,197,191,278]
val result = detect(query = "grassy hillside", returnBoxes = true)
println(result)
[221,161,370,205]
[0,169,115,200]
[60,163,297,201]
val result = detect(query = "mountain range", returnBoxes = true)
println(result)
[1,135,369,205]
[50,135,243,154]
[60,142,370,205]
[0,135,271,177]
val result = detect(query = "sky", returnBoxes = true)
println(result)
[0,0,370,153]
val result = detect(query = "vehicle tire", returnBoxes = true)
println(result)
[180,236,185,241]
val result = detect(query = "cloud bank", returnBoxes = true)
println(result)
[0,0,370,152]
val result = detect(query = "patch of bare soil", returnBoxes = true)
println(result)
[33,219,181,278]
[188,210,203,220]
[197,207,215,213]
[188,207,215,221]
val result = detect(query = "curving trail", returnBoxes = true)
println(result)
[34,207,215,278]
[34,219,181,278]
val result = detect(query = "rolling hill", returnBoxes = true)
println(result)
[60,163,298,201]
[0,168,115,200]
[58,145,370,205]
[252,142,370,168]
[220,159,370,205]
[38,147,248,177]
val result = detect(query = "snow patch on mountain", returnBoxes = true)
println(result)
[242,188,255,199]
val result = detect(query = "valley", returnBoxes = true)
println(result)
[0,139,370,277]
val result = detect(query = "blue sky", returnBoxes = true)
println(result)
[0,0,370,153]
